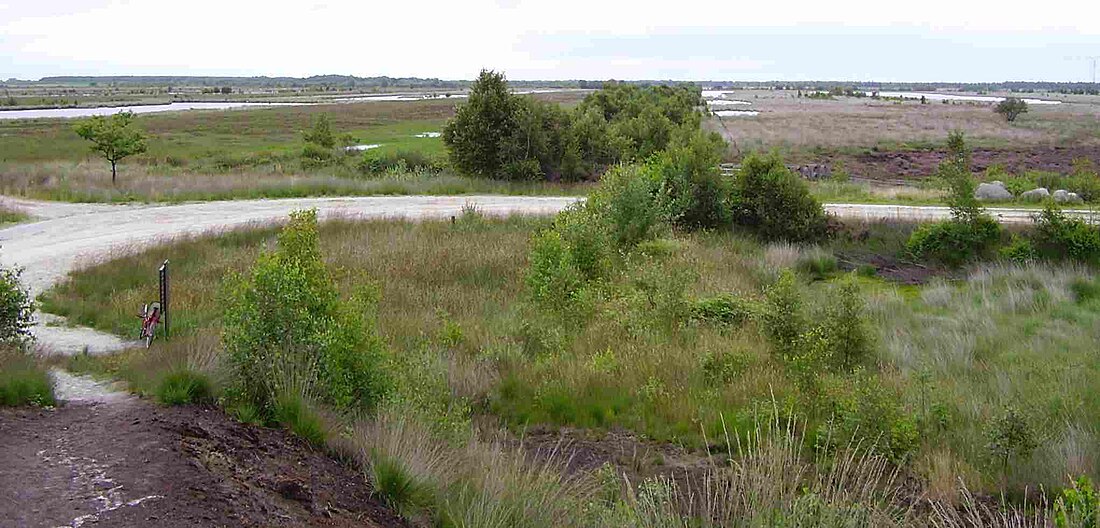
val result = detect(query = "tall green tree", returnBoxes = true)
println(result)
[442,69,518,178]
[73,111,148,184]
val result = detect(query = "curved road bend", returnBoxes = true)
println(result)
[1,195,1096,354]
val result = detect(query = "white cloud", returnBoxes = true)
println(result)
[1,0,1098,80]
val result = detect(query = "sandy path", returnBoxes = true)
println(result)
[1,195,1096,355]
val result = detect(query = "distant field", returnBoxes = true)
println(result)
[3,85,1100,204]
[0,92,589,202]
[710,89,1100,156]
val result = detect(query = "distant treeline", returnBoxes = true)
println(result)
[3,75,628,90]
[709,81,1100,94]
[5,76,1097,95]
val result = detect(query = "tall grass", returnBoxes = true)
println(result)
[0,345,54,406]
[40,216,1100,523]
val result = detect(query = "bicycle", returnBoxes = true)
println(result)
[137,301,162,348]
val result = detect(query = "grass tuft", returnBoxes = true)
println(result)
[0,347,54,407]
[154,368,213,405]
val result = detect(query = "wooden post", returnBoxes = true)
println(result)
[159,260,169,338]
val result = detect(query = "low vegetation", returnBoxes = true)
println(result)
[0,262,52,407]
[42,165,1100,524]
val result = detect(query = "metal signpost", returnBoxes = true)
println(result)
[158,260,169,338]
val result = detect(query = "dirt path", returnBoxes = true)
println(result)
[0,373,407,527]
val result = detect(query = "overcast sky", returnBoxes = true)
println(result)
[2,0,1099,82]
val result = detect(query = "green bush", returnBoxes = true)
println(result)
[587,164,662,249]
[1071,278,1100,305]
[357,149,444,175]
[818,278,874,371]
[907,216,1003,266]
[816,374,920,463]
[994,97,1029,122]
[0,266,35,344]
[731,153,829,242]
[985,405,1037,469]
[443,70,518,179]
[690,295,755,326]
[221,210,390,416]
[650,129,732,230]
[155,369,213,405]
[1000,236,1038,264]
[1055,476,1099,528]
[525,228,589,315]
[1033,206,1100,264]
[1066,173,1100,203]
[0,347,54,407]
[701,349,750,385]
[300,142,334,167]
[760,270,807,360]
[303,114,336,149]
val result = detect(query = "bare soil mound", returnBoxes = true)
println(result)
[834,145,1100,181]
[0,401,406,528]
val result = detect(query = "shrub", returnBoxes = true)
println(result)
[1033,205,1100,264]
[587,164,662,249]
[985,405,1037,469]
[303,113,336,149]
[525,229,587,315]
[1000,236,1038,264]
[690,294,755,326]
[819,277,873,371]
[907,216,1003,266]
[650,129,732,230]
[221,210,390,416]
[0,265,34,344]
[300,142,334,166]
[909,132,1004,265]
[994,97,1029,122]
[444,72,710,181]
[155,369,213,405]
[1055,476,1099,528]
[1071,278,1100,305]
[816,374,920,463]
[701,349,750,384]
[357,149,443,175]
[760,270,806,359]
[731,152,829,242]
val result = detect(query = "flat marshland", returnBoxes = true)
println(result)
[0,92,590,202]
[42,213,1100,524]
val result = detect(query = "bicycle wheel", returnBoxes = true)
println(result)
[144,329,154,348]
